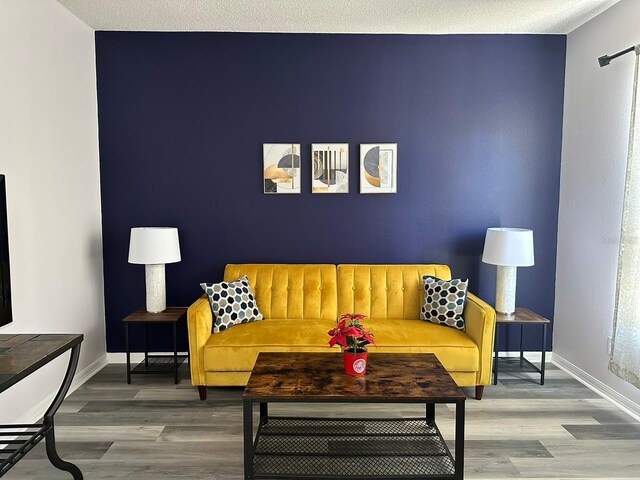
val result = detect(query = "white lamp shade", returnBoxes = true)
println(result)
[482,227,534,267]
[128,227,181,265]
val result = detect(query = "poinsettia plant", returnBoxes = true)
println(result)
[328,313,375,353]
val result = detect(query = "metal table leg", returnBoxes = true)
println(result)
[259,402,268,426]
[125,323,131,384]
[455,400,465,480]
[173,323,179,384]
[520,324,524,367]
[541,323,547,385]
[43,344,83,480]
[186,317,191,369]
[493,324,499,385]
[243,399,254,480]
[426,403,435,424]
[144,323,149,368]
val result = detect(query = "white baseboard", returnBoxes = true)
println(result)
[107,352,189,363]
[552,353,640,422]
[15,354,108,424]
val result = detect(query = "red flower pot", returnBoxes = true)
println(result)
[343,350,368,376]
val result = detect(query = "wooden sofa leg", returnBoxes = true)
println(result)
[198,386,207,401]
[475,385,484,400]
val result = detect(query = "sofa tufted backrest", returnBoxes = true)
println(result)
[337,264,452,320]
[223,264,337,320]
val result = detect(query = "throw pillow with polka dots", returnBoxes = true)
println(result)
[420,276,468,331]
[200,276,264,333]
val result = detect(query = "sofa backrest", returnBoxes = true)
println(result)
[337,264,452,320]
[224,264,337,320]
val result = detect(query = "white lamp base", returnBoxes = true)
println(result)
[145,264,166,313]
[496,265,517,315]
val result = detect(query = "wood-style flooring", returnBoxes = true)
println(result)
[4,360,640,479]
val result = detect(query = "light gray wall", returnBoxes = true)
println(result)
[0,0,106,422]
[555,0,640,406]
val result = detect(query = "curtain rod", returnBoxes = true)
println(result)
[598,45,636,67]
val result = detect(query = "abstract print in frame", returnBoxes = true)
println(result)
[360,143,397,194]
[263,144,301,194]
[312,144,349,193]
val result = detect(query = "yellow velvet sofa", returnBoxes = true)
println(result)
[188,264,496,400]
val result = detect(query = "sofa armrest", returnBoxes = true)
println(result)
[463,292,496,386]
[187,295,213,386]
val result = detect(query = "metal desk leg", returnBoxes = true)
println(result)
[125,323,131,384]
[541,323,547,386]
[173,322,179,385]
[43,344,83,480]
[520,324,524,367]
[493,324,499,385]
[455,400,465,480]
[243,399,254,480]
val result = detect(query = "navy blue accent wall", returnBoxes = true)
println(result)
[96,32,565,353]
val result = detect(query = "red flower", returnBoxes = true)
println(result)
[328,314,375,351]
[363,332,376,346]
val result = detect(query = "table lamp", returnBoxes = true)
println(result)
[482,227,534,316]
[128,227,181,313]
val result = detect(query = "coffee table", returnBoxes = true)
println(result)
[242,352,466,480]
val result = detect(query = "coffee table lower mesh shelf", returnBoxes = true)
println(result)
[252,417,455,479]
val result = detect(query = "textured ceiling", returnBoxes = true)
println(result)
[57,0,621,34]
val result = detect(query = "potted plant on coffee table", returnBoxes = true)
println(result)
[328,313,375,376]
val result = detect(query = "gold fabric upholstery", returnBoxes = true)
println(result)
[187,263,496,389]
[463,293,496,385]
[336,264,452,319]
[224,264,337,320]
[204,319,336,371]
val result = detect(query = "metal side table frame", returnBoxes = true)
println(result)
[493,307,550,386]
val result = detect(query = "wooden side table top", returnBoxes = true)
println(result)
[496,307,551,324]
[0,334,83,393]
[243,352,466,402]
[123,307,188,323]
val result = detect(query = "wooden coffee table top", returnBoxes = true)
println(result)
[243,352,466,402]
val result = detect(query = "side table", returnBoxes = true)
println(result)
[123,307,188,384]
[493,307,550,385]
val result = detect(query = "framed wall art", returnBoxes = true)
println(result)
[263,144,301,194]
[360,143,397,194]
[312,144,349,193]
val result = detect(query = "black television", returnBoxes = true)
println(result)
[0,175,12,327]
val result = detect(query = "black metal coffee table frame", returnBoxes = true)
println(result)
[243,399,465,480]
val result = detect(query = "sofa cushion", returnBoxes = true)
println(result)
[203,317,478,373]
[364,319,478,371]
[337,264,452,320]
[420,276,469,331]
[224,264,337,320]
[204,319,337,371]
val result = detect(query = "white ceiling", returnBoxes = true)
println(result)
[57,0,621,34]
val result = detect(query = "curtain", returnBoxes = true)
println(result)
[610,45,640,388]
